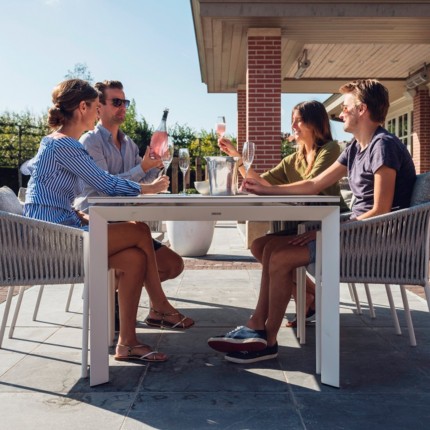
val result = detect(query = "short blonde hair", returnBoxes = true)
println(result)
[339,79,389,123]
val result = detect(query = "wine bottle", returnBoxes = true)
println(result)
[149,108,169,159]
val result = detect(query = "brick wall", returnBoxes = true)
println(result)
[237,87,247,153]
[412,88,430,173]
[246,29,282,174]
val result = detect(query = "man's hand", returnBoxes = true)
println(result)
[140,175,169,194]
[141,147,163,172]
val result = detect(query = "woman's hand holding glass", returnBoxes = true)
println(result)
[140,175,170,195]
[242,177,269,195]
[216,116,226,139]
[218,137,240,158]
[242,141,255,180]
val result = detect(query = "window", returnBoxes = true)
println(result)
[387,118,396,135]
[386,111,412,153]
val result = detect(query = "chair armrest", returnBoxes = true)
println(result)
[0,210,85,286]
[339,203,430,284]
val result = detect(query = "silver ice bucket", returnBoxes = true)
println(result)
[205,156,239,196]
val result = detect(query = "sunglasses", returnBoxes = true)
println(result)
[340,102,362,113]
[107,98,130,108]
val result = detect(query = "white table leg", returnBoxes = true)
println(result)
[315,231,322,374]
[89,209,110,386]
[320,208,340,387]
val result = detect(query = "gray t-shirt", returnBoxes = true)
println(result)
[337,126,416,217]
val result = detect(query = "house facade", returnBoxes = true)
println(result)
[191,0,430,173]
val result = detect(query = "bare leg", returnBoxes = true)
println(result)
[247,235,297,330]
[250,234,276,263]
[290,276,316,312]
[110,247,167,360]
[264,242,311,346]
[155,246,184,281]
[252,235,315,322]
[246,235,283,329]
[146,245,187,324]
[108,222,193,327]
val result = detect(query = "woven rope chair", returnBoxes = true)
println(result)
[0,209,90,375]
[296,173,430,347]
[337,201,430,346]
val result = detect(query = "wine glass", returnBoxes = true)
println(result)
[178,148,190,195]
[216,116,226,139]
[161,138,174,175]
[242,141,255,180]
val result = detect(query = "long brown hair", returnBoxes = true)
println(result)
[293,100,333,175]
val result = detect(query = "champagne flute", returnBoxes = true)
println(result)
[178,148,190,195]
[242,141,255,180]
[161,138,174,175]
[216,116,226,139]
[216,116,226,155]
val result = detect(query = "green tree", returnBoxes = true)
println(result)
[281,133,296,158]
[0,111,47,189]
[169,123,196,156]
[0,111,47,168]
[189,129,219,159]
[64,63,94,83]
[120,99,153,156]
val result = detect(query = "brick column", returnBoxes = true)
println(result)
[246,28,282,174]
[237,86,247,152]
[412,87,430,173]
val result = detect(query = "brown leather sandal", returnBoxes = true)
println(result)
[114,344,167,362]
[144,308,194,329]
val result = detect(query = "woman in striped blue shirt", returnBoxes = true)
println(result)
[24,79,193,362]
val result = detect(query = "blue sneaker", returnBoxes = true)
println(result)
[225,343,278,364]
[207,326,267,353]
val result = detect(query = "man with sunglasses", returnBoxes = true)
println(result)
[75,80,167,212]
[75,80,192,330]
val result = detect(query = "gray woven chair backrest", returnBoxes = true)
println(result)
[410,171,430,206]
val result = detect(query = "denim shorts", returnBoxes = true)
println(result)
[153,239,164,251]
[307,240,316,264]
[267,231,316,264]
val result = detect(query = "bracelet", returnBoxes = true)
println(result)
[237,161,244,168]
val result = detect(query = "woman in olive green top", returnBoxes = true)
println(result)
[218,100,347,324]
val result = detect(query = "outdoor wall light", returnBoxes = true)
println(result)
[405,64,428,90]
[294,49,311,79]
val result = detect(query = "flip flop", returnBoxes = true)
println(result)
[144,308,195,329]
[114,344,167,362]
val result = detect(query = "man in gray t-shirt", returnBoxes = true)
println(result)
[338,126,416,218]
[208,80,417,363]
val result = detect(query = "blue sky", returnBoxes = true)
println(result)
[0,0,351,141]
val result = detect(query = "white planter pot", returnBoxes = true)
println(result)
[166,220,215,257]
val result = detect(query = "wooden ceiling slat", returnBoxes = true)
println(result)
[192,1,430,94]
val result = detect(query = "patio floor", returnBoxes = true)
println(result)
[1,221,430,429]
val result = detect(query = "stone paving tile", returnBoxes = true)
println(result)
[1,221,430,430]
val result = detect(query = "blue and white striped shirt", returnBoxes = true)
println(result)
[74,124,159,211]
[24,135,141,228]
